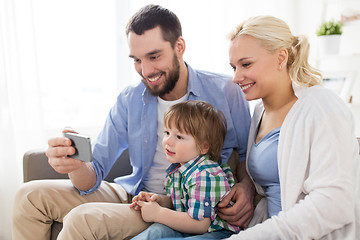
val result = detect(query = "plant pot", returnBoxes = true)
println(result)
[318,34,341,56]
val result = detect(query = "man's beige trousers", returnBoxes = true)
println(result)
[12,179,151,240]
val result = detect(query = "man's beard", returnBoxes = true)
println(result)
[141,54,180,97]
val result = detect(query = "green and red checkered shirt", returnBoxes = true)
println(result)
[165,155,240,233]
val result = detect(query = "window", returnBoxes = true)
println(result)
[32,0,118,139]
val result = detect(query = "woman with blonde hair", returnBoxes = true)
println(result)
[225,15,360,239]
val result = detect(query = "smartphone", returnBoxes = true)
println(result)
[63,132,93,162]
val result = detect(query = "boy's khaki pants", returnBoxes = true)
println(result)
[12,179,151,240]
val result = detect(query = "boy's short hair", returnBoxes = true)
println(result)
[164,100,227,163]
[126,4,182,48]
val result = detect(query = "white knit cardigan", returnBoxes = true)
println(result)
[227,84,360,240]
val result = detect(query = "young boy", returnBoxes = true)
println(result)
[130,100,240,239]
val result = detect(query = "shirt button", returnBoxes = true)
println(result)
[205,202,209,207]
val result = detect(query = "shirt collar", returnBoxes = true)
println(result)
[141,85,156,104]
[186,63,202,98]
[165,154,208,176]
[292,81,308,99]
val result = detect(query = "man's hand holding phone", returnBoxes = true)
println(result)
[46,127,97,191]
[46,127,92,174]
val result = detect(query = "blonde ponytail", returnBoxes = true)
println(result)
[288,35,322,87]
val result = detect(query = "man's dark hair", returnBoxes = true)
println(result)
[126,4,182,48]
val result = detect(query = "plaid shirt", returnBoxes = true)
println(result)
[165,155,240,233]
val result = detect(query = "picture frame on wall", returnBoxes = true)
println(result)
[322,71,356,103]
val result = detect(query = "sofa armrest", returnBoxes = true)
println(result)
[23,149,132,183]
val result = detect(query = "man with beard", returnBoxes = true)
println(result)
[12,4,253,240]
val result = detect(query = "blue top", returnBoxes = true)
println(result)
[248,127,281,217]
[79,63,251,195]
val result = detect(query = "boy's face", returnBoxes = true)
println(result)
[128,26,180,97]
[162,126,207,165]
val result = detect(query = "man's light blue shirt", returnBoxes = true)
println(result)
[80,64,250,195]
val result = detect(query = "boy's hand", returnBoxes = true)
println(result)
[135,200,161,222]
[129,191,160,210]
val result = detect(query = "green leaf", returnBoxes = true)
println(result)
[316,20,342,36]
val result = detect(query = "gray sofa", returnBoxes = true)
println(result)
[23,148,132,183]
[22,138,360,239]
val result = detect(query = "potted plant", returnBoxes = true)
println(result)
[316,20,342,56]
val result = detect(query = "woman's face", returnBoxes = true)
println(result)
[229,35,280,101]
